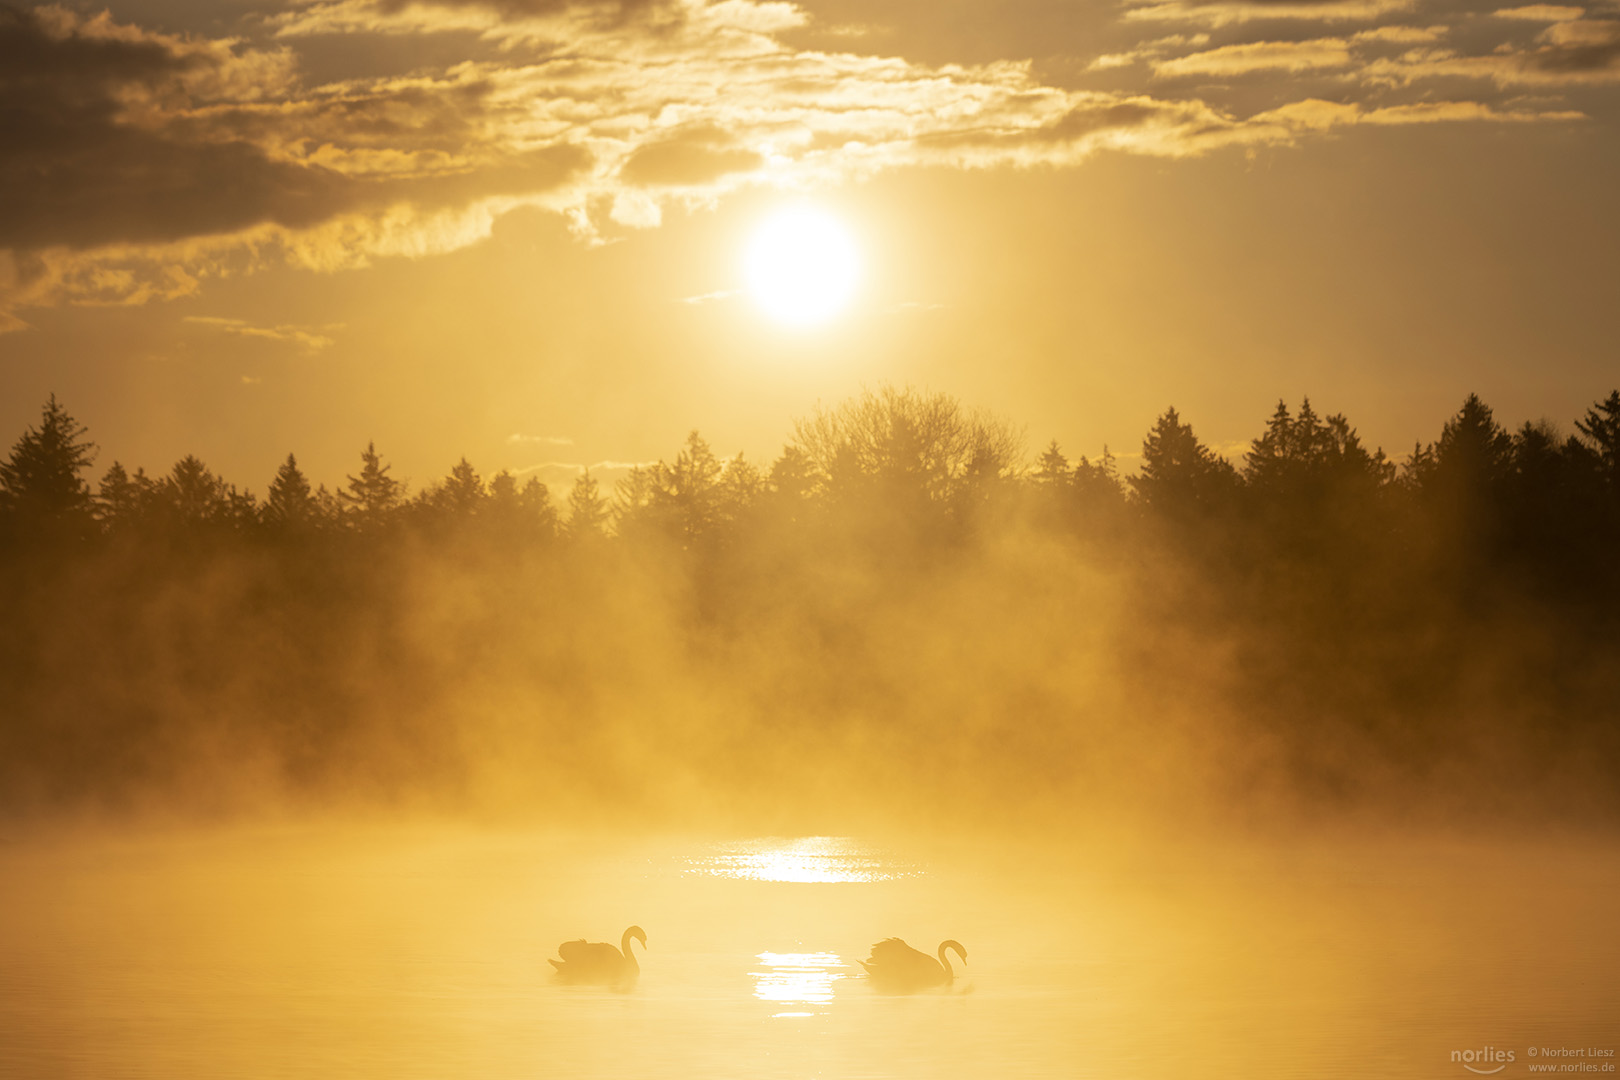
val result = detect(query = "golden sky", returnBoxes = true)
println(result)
[2,0,1617,493]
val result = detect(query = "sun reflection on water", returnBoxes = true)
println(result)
[683,837,916,883]
[750,952,848,1017]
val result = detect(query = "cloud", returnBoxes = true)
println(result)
[513,458,657,481]
[1251,96,1584,129]
[1351,24,1447,42]
[1361,19,1620,86]
[0,0,1606,327]
[1493,5,1586,21]
[1530,18,1620,74]
[1088,32,1212,70]
[1123,0,1415,28]
[506,433,575,445]
[680,289,736,304]
[620,124,766,187]
[270,0,800,42]
[184,315,340,352]
[1154,38,1356,77]
[0,7,333,251]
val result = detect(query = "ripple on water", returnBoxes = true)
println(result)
[750,951,851,1017]
[681,836,922,884]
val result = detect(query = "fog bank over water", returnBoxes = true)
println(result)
[2,387,1618,832]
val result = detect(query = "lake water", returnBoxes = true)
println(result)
[1,824,1616,1078]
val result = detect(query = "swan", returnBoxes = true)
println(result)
[549,925,646,985]
[857,937,967,992]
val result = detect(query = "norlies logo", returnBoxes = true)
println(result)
[1454,1047,1517,1074]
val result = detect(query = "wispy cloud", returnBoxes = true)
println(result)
[1155,38,1356,77]
[1361,19,1620,87]
[1494,5,1586,21]
[183,316,340,352]
[507,433,576,445]
[1352,24,1447,43]
[1088,33,1211,70]
[514,458,659,478]
[680,289,736,305]
[1123,0,1415,28]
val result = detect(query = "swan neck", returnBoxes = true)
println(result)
[937,942,953,980]
[621,930,640,972]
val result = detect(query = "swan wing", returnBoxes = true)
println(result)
[558,939,621,967]
[867,938,932,970]
[863,937,949,990]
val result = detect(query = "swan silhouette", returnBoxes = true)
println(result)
[549,926,646,986]
[857,937,967,992]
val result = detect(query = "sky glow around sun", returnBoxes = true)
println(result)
[743,207,860,328]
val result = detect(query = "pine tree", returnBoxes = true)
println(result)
[434,458,486,520]
[1073,446,1124,508]
[166,455,231,523]
[1576,390,1620,497]
[660,431,724,542]
[97,461,140,527]
[0,395,96,530]
[1033,440,1070,487]
[340,441,403,528]
[486,470,557,542]
[264,453,319,530]
[1129,406,1236,512]
[565,470,610,540]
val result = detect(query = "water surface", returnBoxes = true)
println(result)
[1,825,1615,1078]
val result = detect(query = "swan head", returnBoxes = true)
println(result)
[624,925,648,951]
[940,940,967,964]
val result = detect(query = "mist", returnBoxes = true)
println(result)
[4,385,1620,1079]
[2,385,1616,835]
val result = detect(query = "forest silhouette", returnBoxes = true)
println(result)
[2,387,1617,828]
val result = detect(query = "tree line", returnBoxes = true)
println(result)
[1,385,1617,822]
[4,387,1617,572]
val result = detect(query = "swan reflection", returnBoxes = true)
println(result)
[750,951,848,1016]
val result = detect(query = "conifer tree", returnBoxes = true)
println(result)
[341,441,403,527]
[565,470,610,540]
[1576,390,1620,497]
[264,453,319,530]
[0,395,96,530]
[1129,406,1236,512]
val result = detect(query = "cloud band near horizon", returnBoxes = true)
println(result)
[1,0,1613,327]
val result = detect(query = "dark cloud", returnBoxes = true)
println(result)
[1531,20,1620,72]
[0,7,589,253]
[0,5,195,95]
[1051,101,1170,136]
[619,125,765,187]
[0,6,350,248]
[0,126,358,250]
[178,79,498,158]
[394,0,651,10]
[367,0,677,26]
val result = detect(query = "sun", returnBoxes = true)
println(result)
[743,206,860,327]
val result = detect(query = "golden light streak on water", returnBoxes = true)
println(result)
[750,951,849,1016]
[683,836,917,883]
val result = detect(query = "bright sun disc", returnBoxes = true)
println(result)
[744,207,859,327]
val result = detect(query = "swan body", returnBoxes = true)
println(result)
[549,925,646,986]
[858,937,967,992]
